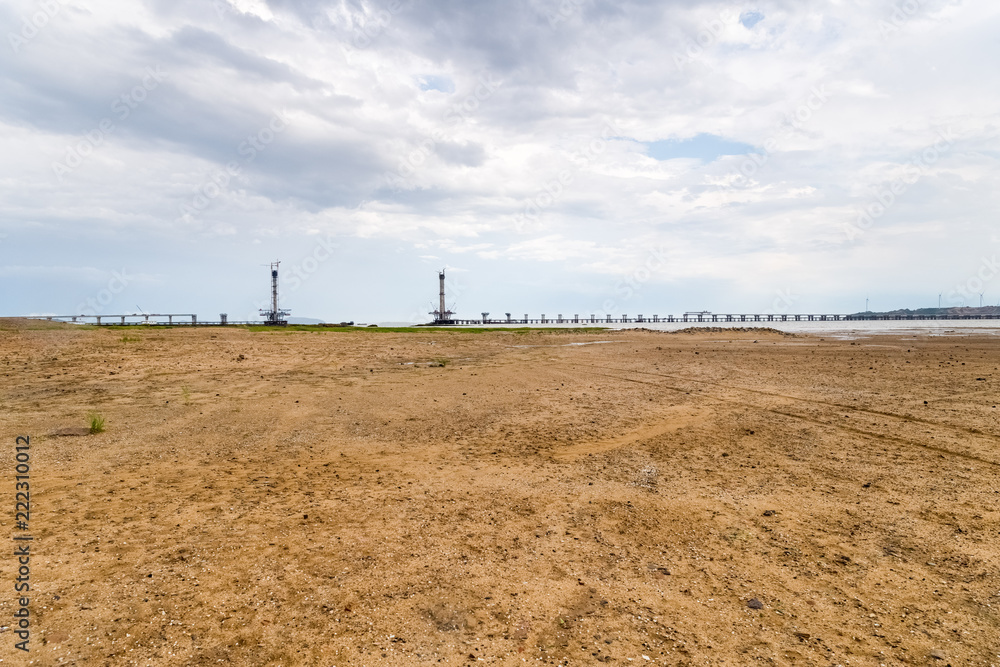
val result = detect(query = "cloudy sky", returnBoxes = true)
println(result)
[1,0,997,322]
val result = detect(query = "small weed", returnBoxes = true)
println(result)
[181,386,192,405]
[722,528,751,544]
[120,333,140,343]
[88,412,105,434]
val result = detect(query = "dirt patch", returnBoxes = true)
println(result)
[47,427,92,437]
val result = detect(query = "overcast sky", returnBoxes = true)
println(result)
[1,0,997,322]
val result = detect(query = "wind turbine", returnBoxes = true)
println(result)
[980,293,985,307]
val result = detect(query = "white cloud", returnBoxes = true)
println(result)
[0,0,998,319]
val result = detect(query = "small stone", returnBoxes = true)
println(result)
[763,510,776,517]
[929,649,946,660]
[747,598,764,610]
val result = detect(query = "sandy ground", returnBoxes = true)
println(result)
[0,319,998,666]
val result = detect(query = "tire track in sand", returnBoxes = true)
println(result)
[552,363,1000,469]
[549,403,713,461]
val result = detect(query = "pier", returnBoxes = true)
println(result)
[21,311,1000,327]
[438,312,1000,325]
[26,313,240,326]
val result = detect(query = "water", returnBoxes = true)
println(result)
[611,320,1000,336]
[445,320,1000,336]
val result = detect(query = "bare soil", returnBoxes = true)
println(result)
[0,319,998,666]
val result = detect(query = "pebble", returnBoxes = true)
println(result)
[747,598,764,609]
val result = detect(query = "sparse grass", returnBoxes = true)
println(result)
[88,412,105,434]
[104,325,174,330]
[120,333,141,343]
[246,325,608,334]
[181,386,191,405]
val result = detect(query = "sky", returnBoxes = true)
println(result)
[1,0,998,323]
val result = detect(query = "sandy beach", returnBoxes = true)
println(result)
[1,319,998,666]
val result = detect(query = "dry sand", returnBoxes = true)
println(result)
[0,319,998,666]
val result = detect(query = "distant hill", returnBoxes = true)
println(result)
[852,306,1000,317]
[286,317,326,325]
